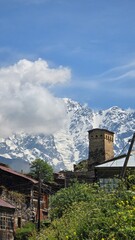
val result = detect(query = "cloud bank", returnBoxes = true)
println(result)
[0,59,71,137]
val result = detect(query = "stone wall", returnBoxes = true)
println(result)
[88,129,114,169]
[0,186,32,228]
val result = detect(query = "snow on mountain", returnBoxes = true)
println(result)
[0,98,134,172]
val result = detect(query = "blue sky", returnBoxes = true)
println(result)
[0,0,135,111]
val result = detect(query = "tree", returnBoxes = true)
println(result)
[29,158,53,183]
[50,181,98,219]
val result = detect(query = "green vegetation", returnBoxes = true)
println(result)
[50,181,98,219]
[74,160,88,171]
[15,222,36,240]
[29,158,54,183]
[30,178,135,240]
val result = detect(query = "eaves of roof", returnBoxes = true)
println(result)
[0,164,38,184]
[95,153,135,168]
[0,198,15,209]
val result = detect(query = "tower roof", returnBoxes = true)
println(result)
[88,128,114,135]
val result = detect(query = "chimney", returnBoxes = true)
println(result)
[88,128,114,170]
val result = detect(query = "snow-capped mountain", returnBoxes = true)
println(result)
[0,98,135,172]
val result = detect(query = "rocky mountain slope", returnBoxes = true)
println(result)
[0,98,135,172]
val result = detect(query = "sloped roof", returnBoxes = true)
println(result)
[95,152,135,168]
[0,198,15,209]
[0,164,38,184]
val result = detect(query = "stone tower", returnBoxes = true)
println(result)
[88,128,114,170]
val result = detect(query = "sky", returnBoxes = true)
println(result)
[0,0,135,136]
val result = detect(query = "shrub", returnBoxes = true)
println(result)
[31,181,135,240]
[15,222,36,240]
[50,181,99,219]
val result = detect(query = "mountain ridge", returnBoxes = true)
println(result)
[0,98,134,172]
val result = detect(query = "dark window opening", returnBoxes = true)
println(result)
[18,217,21,228]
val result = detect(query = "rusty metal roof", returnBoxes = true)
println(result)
[0,198,15,209]
[0,164,38,184]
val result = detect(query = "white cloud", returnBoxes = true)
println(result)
[0,59,71,137]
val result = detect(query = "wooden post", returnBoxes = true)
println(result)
[120,133,135,179]
[37,171,41,232]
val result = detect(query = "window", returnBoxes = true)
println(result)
[99,178,119,190]
[0,213,13,230]
[7,217,13,230]
[18,217,22,228]
[0,216,6,229]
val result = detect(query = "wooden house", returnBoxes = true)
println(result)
[0,164,50,228]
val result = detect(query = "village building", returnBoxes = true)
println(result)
[64,128,135,186]
[0,198,15,240]
[88,128,114,169]
[95,152,135,187]
[0,127,134,237]
[0,164,50,229]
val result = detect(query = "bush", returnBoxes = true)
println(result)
[15,222,36,240]
[31,181,135,240]
[50,181,99,219]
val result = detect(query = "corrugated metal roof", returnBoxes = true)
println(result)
[95,153,135,168]
[0,198,15,209]
[0,164,38,184]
